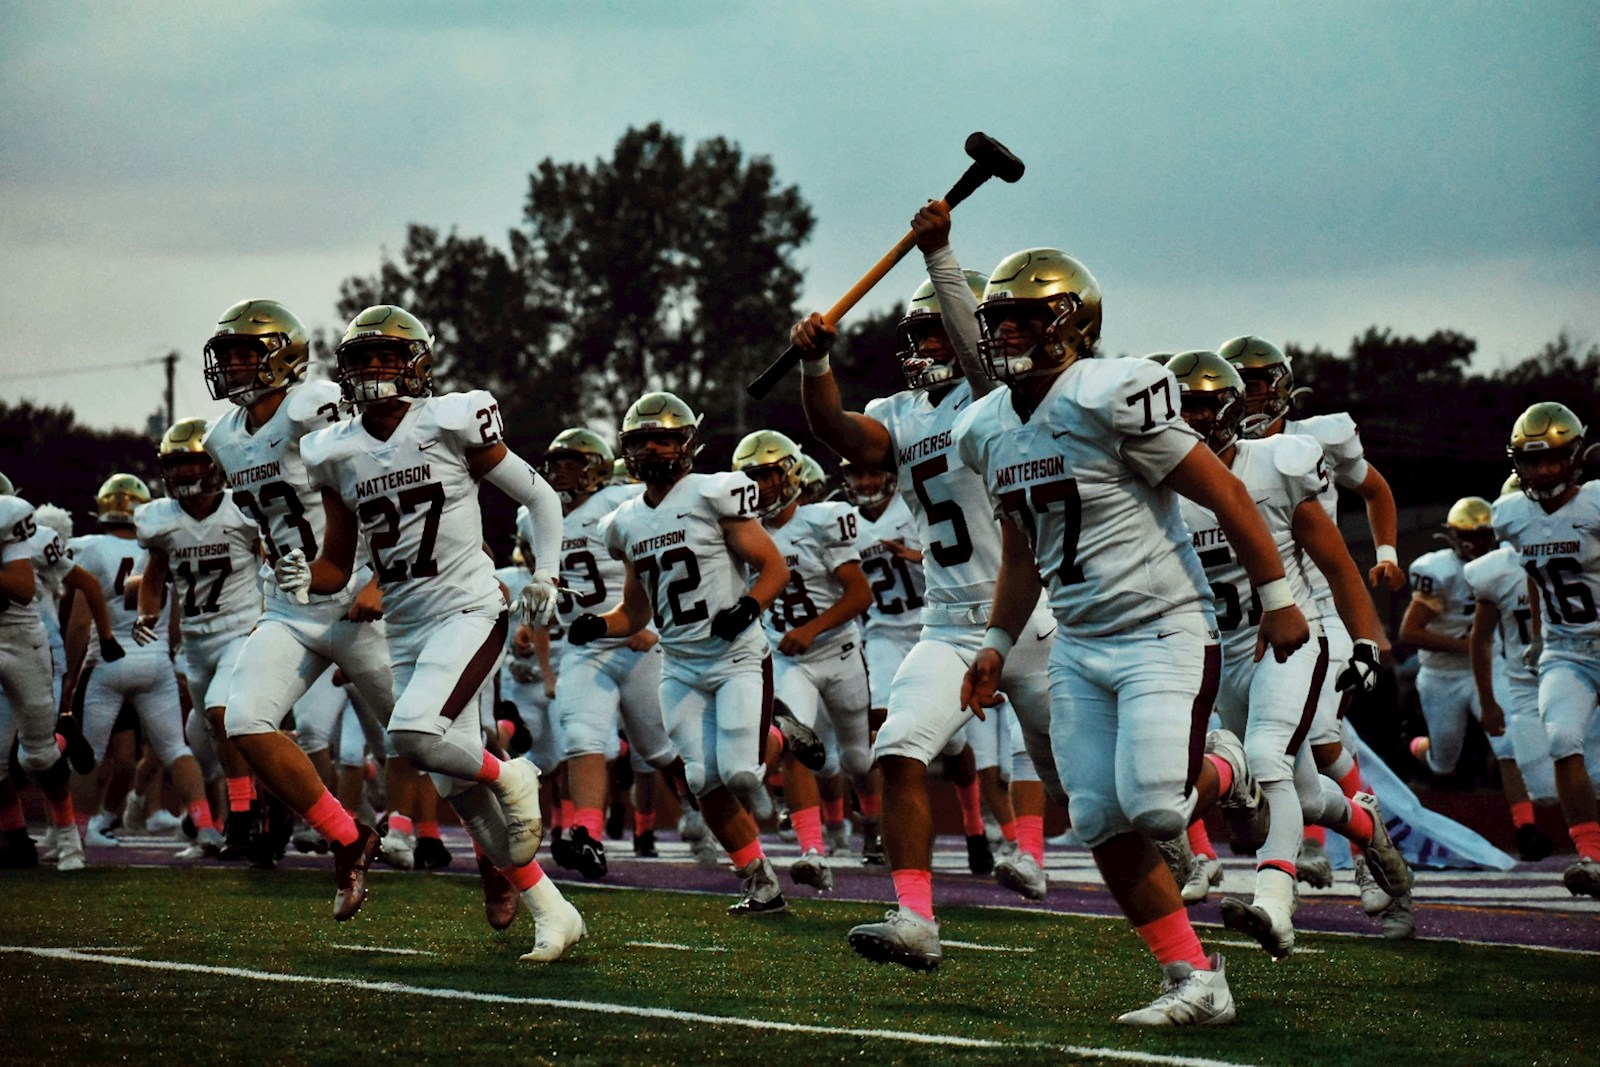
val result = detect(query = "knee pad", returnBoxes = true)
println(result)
[1067,795,1118,849]
[840,747,872,780]
[723,768,761,804]
[19,737,62,775]
[388,729,433,766]
[1129,804,1187,843]
[684,764,709,797]
[1243,738,1292,785]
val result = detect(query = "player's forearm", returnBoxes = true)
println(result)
[806,581,872,639]
[488,454,561,574]
[1468,609,1498,708]
[924,244,993,398]
[988,526,1045,639]
[0,561,36,605]
[307,558,353,595]
[746,554,791,611]
[136,552,168,623]
[1399,607,1468,654]
[1213,482,1289,589]
[1357,465,1399,549]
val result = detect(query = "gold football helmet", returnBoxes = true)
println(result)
[894,269,989,390]
[839,458,896,509]
[96,473,151,525]
[732,429,804,518]
[620,392,701,483]
[796,453,829,504]
[1168,350,1248,453]
[0,470,13,496]
[157,417,225,499]
[1508,402,1586,501]
[542,428,614,504]
[204,299,311,405]
[1443,496,1497,560]
[1499,472,1521,499]
[335,305,434,404]
[1219,335,1301,433]
[976,248,1102,383]
[611,457,638,486]
[1143,352,1174,364]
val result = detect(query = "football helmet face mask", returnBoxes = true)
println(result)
[731,429,804,519]
[1168,351,1248,453]
[541,428,614,504]
[976,248,1102,384]
[204,299,311,405]
[1443,496,1497,560]
[157,417,225,500]
[840,460,896,509]
[1219,335,1301,433]
[894,270,988,391]
[1508,402,1586,502]
[620,392,701,484]
[95,473,152,525]
[335,305,434,405]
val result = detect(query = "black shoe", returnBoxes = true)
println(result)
[728,890,788,915]
[774,711,827,772]
[568,826,608,881]
[414,835,454,870]
[966,833,994,876]
[632,829,658,857]
[219,810,251,862]
[605,801,626,841]
[1516,822,1554,862]
[861,829,886,867]
[247,798,284,870]
[549,830,578,872]
[0,827,39,869]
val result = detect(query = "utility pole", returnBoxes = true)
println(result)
[162,351,178,429]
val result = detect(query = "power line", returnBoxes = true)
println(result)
[10,356,170,382]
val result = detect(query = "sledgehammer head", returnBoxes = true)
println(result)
[964,132,1025,183]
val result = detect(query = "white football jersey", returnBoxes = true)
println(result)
[1408,547,1476,671]
[303,391,508,630]
[135,493,261,641]
[762,500,863,660]
[1180,435,1327,659]
[204,379,357,601]
[865,380,1000,619]
[70,532,168,656]
[1,498,66,628]
[955,357,1210,636]
[521,483,642,652]
[1283,413,1370,618]
[22,524,75,624]
[855,494,925,643]
[601,470,769,659]
[1462,543,1536,687]
[1493,482,1600,644]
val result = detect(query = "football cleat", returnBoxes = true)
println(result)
[292,824,330,855]
[691,835,723,869]
[825,822,852,857]
[1381,892,1416,939]
[1563,857,1600,899]
[1353,792,1412,900]
[379,828,416,870]
[0,828,39,869]
[1182,853,1225,906]
[848,910,943,972]
[966,833,995,876]
[489,758,545,867]
[789,848,834,892]
[1515,823,1553,863]
[53,824,86,872]
[728,856,788,915]
[1207,729,1270,853]
[995,849,1049,901]
[85,812,120,848]
[1155,834,1197,893]
[175,841,208,861]
[197,826,225,857]
[775,806,796,842]
[519,897,586,963]
[860,825,886,867]
[1219,897,1295,959]
[1115,954,1236,1026]
[773,710,827,772]
[605,801,627,841]
[219,811,252,861]
[632,829,659,858]
[331,824,381,922]
[145,809,184,836]
[414,835,454,870]
[1352,855,1392,916]
[1296,837,1334,889]
[120,795,149,836]
[566,826,609,881]
[478,856,520,931]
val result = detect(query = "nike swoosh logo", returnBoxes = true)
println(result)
[1051,429,1074,439]
[1036,627,1057,641]
[417,440,436,451]
[268,438,284,448]
[1157,630,1181,639]
[676,512,692,519]
[1254,499,1272,507]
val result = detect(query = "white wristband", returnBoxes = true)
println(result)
[1256,577,1296,613]
[1375,544,1399,566]
[980,626,1015,658]
[800,354,831,377]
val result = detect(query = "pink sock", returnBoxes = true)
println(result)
[47,793,75,828]
[999,818,1019,843]
[1257,858,1296,879]
[187,800,216,833]
[1134,909,1210,970]
[1015,815,1044,863]
[728,839,764,870]
[1337,763,1364,799]
[475,752,502,784]
[858,792,881,819]
[417,820,442,840]
[389,814,414,836]
[954,780,984,836]
[1205,754,1233,797]
[821,795,845,825]
[558,799,575,831]
[1187,818,1217,859]
[305,790,359,848]
[892,868,935,921]
[0,799,24,833]
[1509,801,1535,828]
[226,777,255,813]
[1343,798,1375,844]
[1569,821,1600,859]
[791,805,826,854]
[634,810,657,835]
[574,807,605,839]
[503,859,546,892]
[1303,823,1327,846]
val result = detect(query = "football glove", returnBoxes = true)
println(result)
[517,574,559,627]
[99,635,126,662]
[273,548,312,602]
[131,614,161,646]
[710,596,761,641]
[568,613,608,646]
[1335,638,1381,693]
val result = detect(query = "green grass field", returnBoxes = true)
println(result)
[2,867,1594,1066]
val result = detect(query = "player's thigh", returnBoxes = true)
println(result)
[388,614,506,737]
[616,647,674,767]
[819,651,872,778]
[130,663,191,766]
[225,620,328,737]
[1539,655,1600,759]
[865,629,915,712]
[773,656,823,729]
[0,628,58,769]
[1049,639,1126,847]
[996,603,1056,739]
[555,652,622,758]
[658,666,716,794]
[324,619,396,725]
[1243,635,1327,782]
[1306,614,1353,746]
[710,654,772,792]
[875,634,974,764]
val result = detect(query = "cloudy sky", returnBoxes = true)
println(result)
[2,1,1596,433]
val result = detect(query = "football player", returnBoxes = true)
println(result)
[789,203,1065,969]
[133,418,263,859]
[286,304,584,959]
[200,298,402,918]
[1222,336,1404,900]
[1465,476,1557,861]
[1167,352,1410,957]
[734,429,875,893]
[953,248,1310,1025]
[570,391,793,915]
[527,427,679,881]
[1493,403,1600,897]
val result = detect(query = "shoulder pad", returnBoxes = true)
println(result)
[1291,412,1359,447]
[284,379,346,432]
[1267,433,1326,478]
[429,390,497,434]
[133,499,179,541]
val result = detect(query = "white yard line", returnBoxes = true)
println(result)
[1209,940,1324,955]
[0,944,1256,1067]
[625,941,727,953]
[941,940,1035,953]
[331,944,438,956]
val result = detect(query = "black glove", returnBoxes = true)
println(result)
[99,636,126,663]
[568,613,609,646]
[1335,638,1381,693]
[56,713,97,775]
[710,596,761,641]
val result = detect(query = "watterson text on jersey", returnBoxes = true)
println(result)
[897,430,952,468]
[355,464,432,499]
[1520,540,1581,557]
[227,460,281,487]
[993,455,1065,489]
[631,529,687,555]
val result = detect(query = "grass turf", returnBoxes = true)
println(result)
[1,866,1594,1066]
